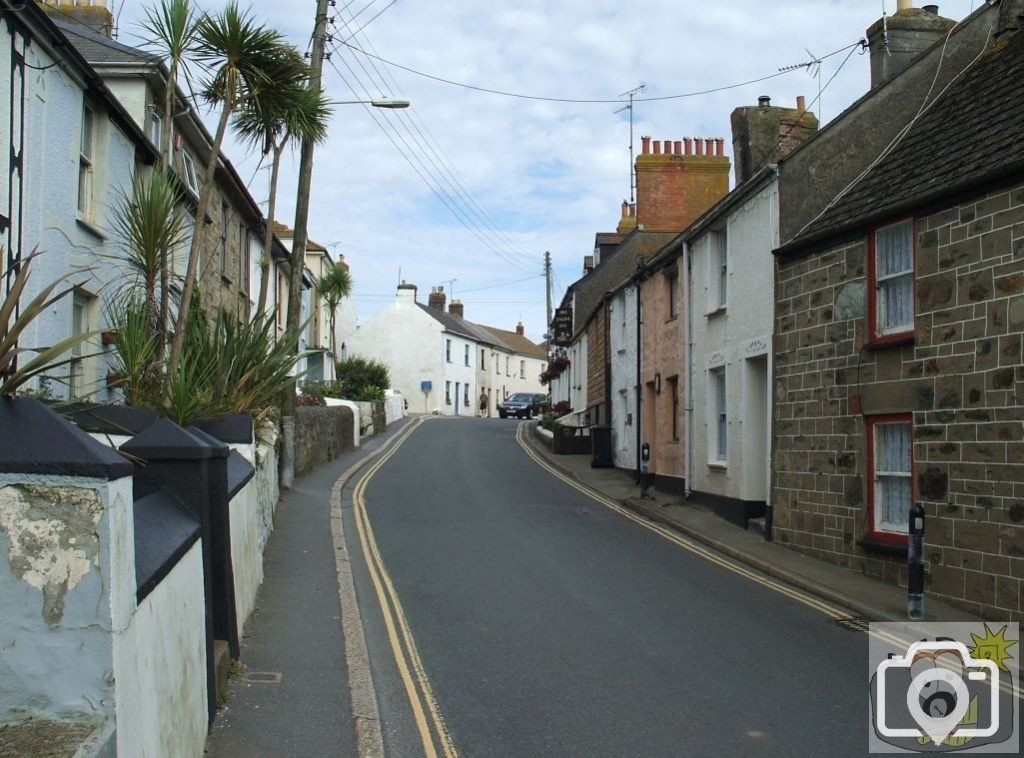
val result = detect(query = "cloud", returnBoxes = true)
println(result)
[114,0,981,340]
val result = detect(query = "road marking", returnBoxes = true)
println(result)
[351,417,459,758]
[517,425,1024,703]
[515,423,850,620]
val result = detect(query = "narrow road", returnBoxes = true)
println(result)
[345,417,868,757]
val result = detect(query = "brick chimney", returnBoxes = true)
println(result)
[449,300,464,318]
[515,322,525,336]
[428,286,446,311]
[866,1,955,88]
[730,96,819,184]
[635,135,730,232]
[40,1,115,37]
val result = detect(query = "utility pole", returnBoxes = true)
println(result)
[281,0,330,489]
[544,251,552,332]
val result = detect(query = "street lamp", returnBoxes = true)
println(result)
[335,98,410,109]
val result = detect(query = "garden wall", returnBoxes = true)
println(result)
[295,405,357,475]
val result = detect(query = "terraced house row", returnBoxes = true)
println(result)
[548,0,1024,619]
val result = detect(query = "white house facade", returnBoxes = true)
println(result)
[683,167,777,527]
[608,284,639,471]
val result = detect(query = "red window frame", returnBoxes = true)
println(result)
[865,413,914,546]
[866,217,916,346]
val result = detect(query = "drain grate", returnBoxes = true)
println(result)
[242,671,283,683]
[833,616,871,633]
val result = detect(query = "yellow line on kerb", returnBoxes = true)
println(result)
[515,423,850,621]
[352,417,459,758]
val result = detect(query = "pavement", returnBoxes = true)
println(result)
[523,423,981,625]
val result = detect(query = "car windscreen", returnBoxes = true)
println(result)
[509,394,533,402]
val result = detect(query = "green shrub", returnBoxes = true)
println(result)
[334,356,389,401]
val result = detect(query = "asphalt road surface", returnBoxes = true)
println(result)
[343,417,869,757]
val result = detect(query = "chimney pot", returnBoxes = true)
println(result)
[715,138,724,156]
[705,138,714,156]
[641,136,651,154]
[673,140,682,154]
[515,322,525,336]
[923,4,938,14]
[449,300,464,318]
[694,139,703,156]
[653,140,662,155]
[896,0,913,11]
[684,138,693,155]
[796,95,806,112]
[758,95,771,107]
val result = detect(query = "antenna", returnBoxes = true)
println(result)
[779,51,822,122]
[615,82,647,205]
[441,278,458,302]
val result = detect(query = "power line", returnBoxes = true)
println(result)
[328,10,538,265]
[341,39,865,104]
[323,38,537,272]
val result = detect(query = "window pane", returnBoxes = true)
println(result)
[877,423,911,472]
[881,272,914,332]
[876,221,912,277]
[880,475,911,525]
[80,107,93,159]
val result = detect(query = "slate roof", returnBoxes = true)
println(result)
[478,326,547,359]
[777,28,1024,256]
[54,20,161,65]
[571,230,677,339]
[417,304,509,347]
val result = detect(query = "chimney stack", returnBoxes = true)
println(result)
[396,280,418,306]
[449,300,464,318]
[617,200,637,234]
[730,96,819,185]
[515,322,525,336]
[866,1,956,88]
[428,286,447,311]
[634,133,730,232]
[39,1,115,37]
[583,255,595,273]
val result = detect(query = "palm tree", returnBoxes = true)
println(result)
[166,3,301,381]
[232,50,332,314]
[110,168,189,325]
[139,0,199,338]
[316,262,352,362]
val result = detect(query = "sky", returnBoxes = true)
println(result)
[111,0,984,342]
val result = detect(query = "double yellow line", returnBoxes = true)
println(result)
[351,417,458,758]
[515,422,851,621]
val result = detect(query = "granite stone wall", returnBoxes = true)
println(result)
[772,181,1024,619]
[295,405,357,476]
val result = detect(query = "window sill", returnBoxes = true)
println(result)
[857,535,908,555]
[75,216,107,241]
[665,315,678,323]
[705,306,726,318]
[865,334,914,351]
[220,274,233,287]
[707,461,727,470]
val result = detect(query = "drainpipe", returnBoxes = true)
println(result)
[634,268,644,482]
[683,240,694,500]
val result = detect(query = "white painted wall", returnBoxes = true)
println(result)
[442,332,477,416]
[688,177,777,503]
[609,285,639,469]
[0,474,134,723]
[114,541,207,758]
[346,288,443,413]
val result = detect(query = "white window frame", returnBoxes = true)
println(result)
[709,365,727,464]
[708,229,728,312]
[78,104,95,219]
[69,292,92,399]
[872,218,915,338]
[149,109,163,149]
[181,150,200,195]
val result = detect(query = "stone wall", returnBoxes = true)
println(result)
[585,306,607,423]
[295,405,356,476]
[772,180,1024,619]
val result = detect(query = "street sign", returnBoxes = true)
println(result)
[551,306,573,346]
[421,380,432,392]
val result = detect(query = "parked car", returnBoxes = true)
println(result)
[497,392,545,419]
